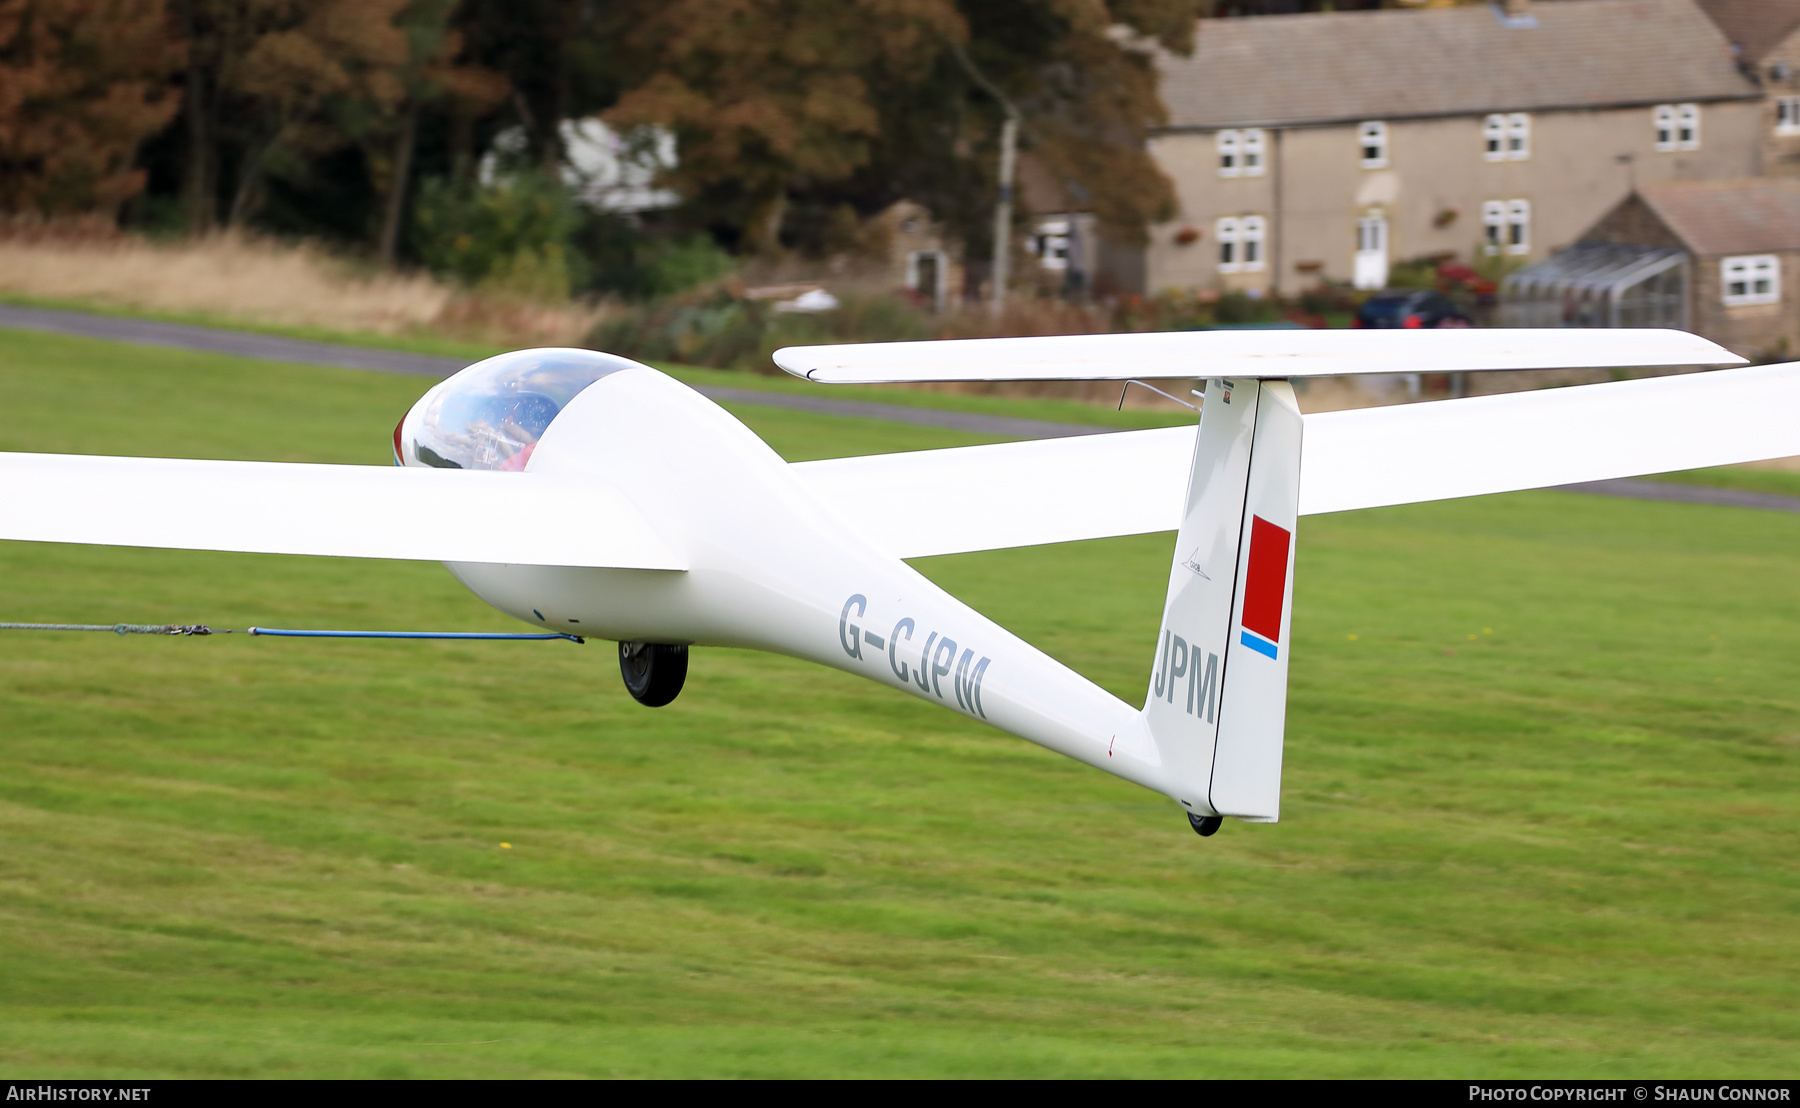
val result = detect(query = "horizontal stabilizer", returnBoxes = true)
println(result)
[0,453,685,569]
[775,329,1740,384]
[793,363,1800,557]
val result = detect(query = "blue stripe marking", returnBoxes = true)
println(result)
[1240,629,1278,659]
[249,627,582,642]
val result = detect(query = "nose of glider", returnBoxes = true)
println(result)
[394,348,648,471]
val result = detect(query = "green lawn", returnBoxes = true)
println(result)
[0,328,1796,1077]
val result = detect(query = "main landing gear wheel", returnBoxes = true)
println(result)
[1188,813,1223,837]
[619,641,688,707]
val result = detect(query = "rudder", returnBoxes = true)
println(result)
[1141,377,1302,823]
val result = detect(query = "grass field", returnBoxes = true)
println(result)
[0,327,1797,1077]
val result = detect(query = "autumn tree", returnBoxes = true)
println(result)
[222,0,411,226]
[349,0,507,264]
[169,0,424,232]
[452,0,628,174]
[606,0,1205,259]
[604,0,957,254]
[0,0,184,217]
[956,0,1203,247]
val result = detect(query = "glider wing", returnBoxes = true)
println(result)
[775,328,1740,384]
[794,363,1800,558]
[0,453,684,569]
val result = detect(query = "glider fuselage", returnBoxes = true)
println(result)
[432,367,1171,796]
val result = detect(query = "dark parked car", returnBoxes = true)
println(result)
[1353,289,1472,329]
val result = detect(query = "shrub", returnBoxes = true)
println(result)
[579,227,734,300]
[1212,289,1278,325]
[589,290,935,371]
[412,170,580,300]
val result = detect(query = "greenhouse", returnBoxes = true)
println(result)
[1499,242,1687,329]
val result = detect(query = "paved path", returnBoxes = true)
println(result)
[1558,478,1800,514]
[4,302,1797,512]
[0,303,468,377]
[0,303,1104,440]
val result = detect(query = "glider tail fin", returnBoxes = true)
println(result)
[1142,378,1302,824]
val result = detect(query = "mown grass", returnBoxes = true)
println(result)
[0,328,1796,1077]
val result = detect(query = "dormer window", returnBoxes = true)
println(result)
[1359,121,1388,168]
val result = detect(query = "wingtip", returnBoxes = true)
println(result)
[771,345,814,380]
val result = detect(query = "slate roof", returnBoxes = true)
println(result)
[1694,0,1800,64]
[1156,0,1758,131]
[1636,179,1800,255]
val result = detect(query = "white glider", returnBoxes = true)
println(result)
[2,333,1796,836]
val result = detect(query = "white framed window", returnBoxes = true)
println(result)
[1656,103,1699,151]
[1483,115,1506,161]
[1216,217,1241,272]
[1217,130,1240,177]
[1506,199,1531,255]
[1779,97,1800,136]
[1722,254,1780,306]
[1031,220,1070,271]
[1241,128,1266,176]
[1482,200,1505,255]
[1359,120,1387,168]
[1654,104,1676,151]
[1676,103,1700,149]
[1507,113,1530,159]
[1241,215,1266,271]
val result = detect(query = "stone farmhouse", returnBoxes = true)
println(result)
[1117,0,1765,297]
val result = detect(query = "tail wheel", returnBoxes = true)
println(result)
[1188,813,1223,838]
[619,641,688,707]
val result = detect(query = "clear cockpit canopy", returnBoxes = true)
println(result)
[402,348,638,471]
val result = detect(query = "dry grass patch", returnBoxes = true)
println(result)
[0,230,609,347]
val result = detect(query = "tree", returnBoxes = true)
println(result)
[452,0,628,175]
[220,0,409,227]
[606,0,1203,263]
[362,0,507,264]
[168,0,417,232]
[605,0,958,254]
[0,0,184,217]
[866,0,1206,262]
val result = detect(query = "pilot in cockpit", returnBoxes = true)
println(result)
[480,392,561,471]
[401,349,631,472]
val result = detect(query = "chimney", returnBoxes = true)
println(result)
[1504,0,1531,16]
